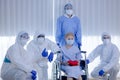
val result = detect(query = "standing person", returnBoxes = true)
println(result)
[1,31,37,80]
[55,3,82,49]
[87,32,120,80]
[57,33,83,80]
[27,32,59,80]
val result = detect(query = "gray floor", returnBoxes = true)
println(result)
[0,78,120,80]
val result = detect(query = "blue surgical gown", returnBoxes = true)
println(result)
[55,15,82,46]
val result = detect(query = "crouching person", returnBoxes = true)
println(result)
[1,31,37,80]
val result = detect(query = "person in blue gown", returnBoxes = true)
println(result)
[55,3,82,49]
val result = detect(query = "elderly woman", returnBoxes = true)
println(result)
[57,33,83,80]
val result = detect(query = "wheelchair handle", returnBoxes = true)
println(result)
[54,51,61,54]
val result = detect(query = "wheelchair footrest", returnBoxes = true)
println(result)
[81,75,87,80]
[57,76,77,80]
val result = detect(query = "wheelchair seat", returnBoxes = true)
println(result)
[52,51,88,80]
[53,60,87,80]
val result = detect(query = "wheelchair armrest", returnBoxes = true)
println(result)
[80,60,85,70]
[81,51,87,53]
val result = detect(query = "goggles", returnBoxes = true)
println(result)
[103,36,110,39]
[20,33,29,39]
[37,34,45,38]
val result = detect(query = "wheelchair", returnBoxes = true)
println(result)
[52,51,89,80]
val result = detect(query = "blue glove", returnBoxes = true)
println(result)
[31,70,37,80]
[99,70,105,76]
[57,43,59,46]
[86,59,90,64]
[31,75,36,80]
[57,43,61,48]
[78,43,81,50]
[42,48,48,57]
[48,52,54,62]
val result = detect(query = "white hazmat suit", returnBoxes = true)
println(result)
[27,32,59,80]
[87,32,120,80]
[1,31,35,80]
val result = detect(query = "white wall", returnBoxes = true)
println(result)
[54,0,120,36]
[0,0,54,36]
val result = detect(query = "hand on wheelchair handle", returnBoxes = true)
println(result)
[78,43,81,50]
[86,59,90,64]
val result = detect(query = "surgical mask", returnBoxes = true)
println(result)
[66,39,74,45]
[66,9,73,15]
[38,37,44,44]
[20,39,28,46]
[103,39,110,45]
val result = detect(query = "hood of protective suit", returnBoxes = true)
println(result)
[101,32,111,45]
[64,3,73,10]
[16,31,29,46]
[101,32,111,40]
[33,32,45,44]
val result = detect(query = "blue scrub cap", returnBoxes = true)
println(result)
[64,3,73,10]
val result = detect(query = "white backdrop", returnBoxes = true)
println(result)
[0,0,120,79]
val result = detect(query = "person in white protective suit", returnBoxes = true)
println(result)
[27,32,60,80]
[1,31,37,80]
[86,32,120,80]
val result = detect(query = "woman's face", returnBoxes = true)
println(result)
[66,35,74,40]
[65,35,74,45]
